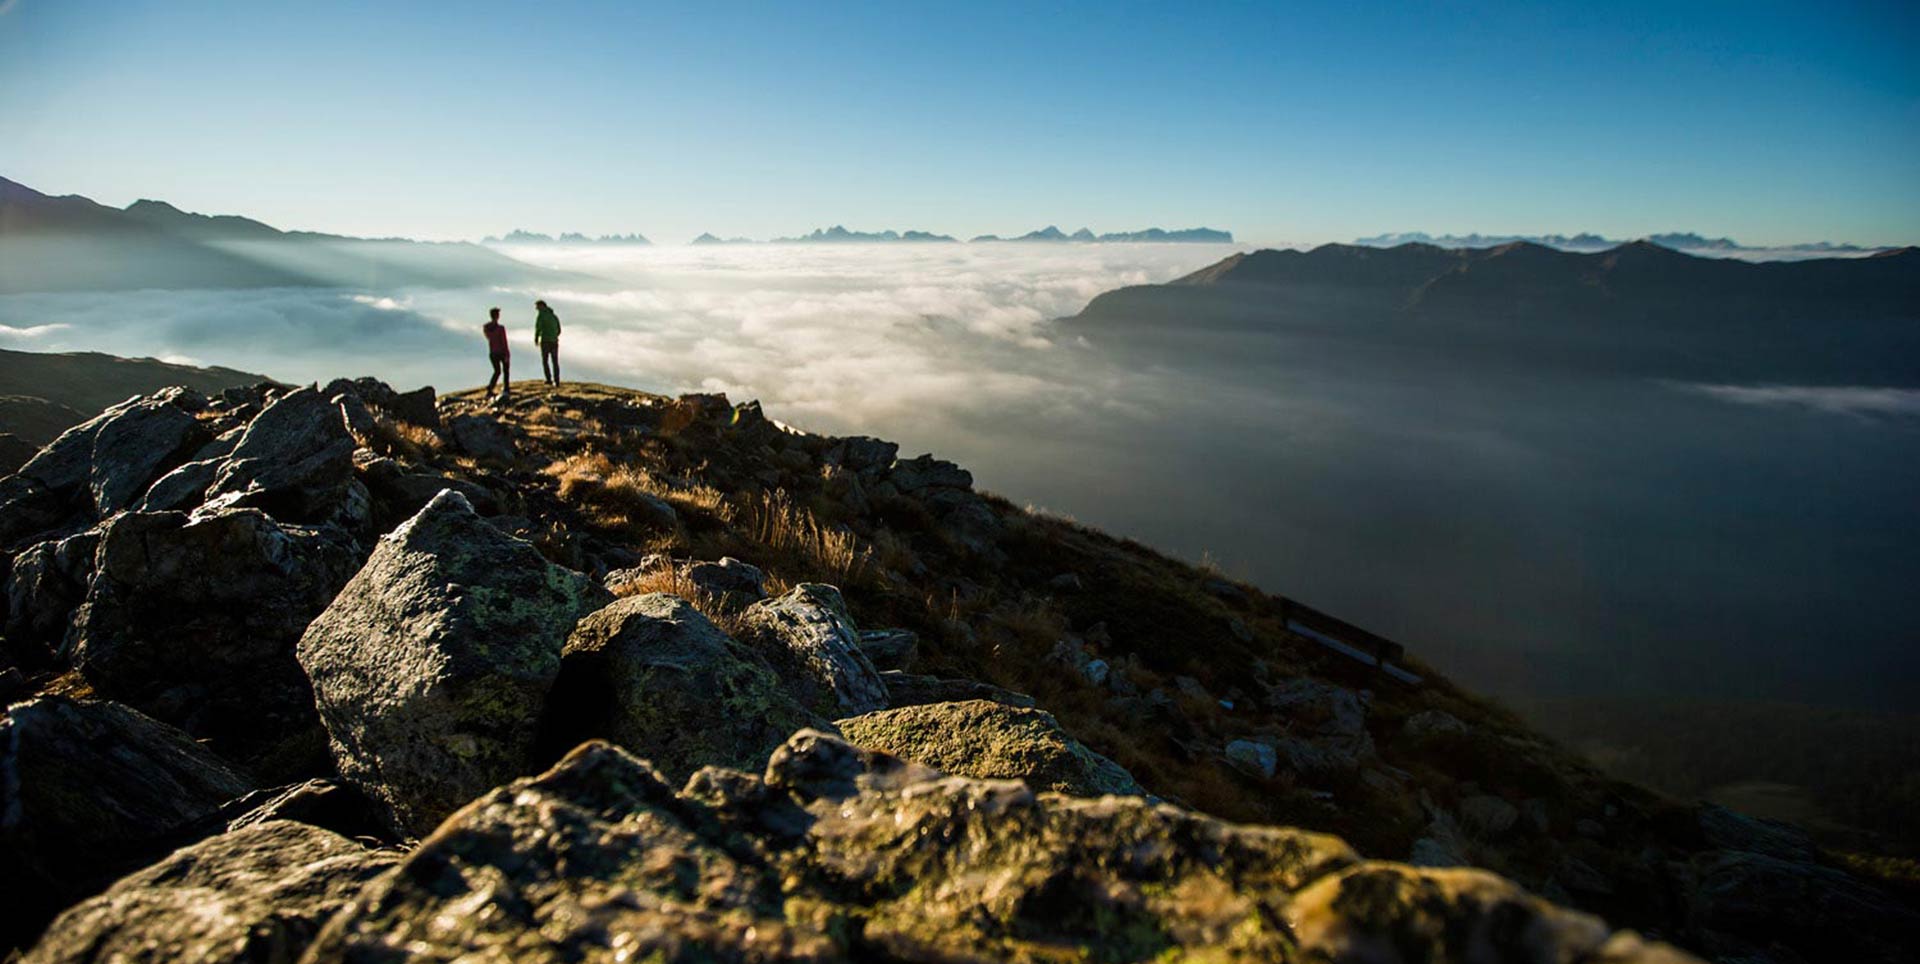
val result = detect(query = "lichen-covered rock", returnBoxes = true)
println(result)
[67,507,362,780]
[0,697,255,948]
[1288,863,1699,964]
[740,583,889,716]
[305,732,1689,962]
[538,592,830,781]
[25,820,397,964]
[204,386,357,524]
[296,489,609,835]
[836,699,1144,796]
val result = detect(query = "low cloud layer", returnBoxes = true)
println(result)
[4,243,1915,710]
[1685,383,1920,418]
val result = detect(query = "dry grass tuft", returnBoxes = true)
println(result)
[611,562,754,638]
[734,488,873,587]
[362,417,445,462]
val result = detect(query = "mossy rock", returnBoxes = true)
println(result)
[836,698,1144,796]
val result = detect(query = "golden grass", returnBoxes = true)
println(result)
[610,562,755,638]
[734,488,873,588]
[362,416,445,462]
[544,451,725,537]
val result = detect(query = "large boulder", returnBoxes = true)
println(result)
[204,386,357,524]
[2,528,98,669]
[0,697,255,948]
[538,592,830,781]
[25,820,397,964]
[86,393,211,515]
[739,583,889,716]
[835,699,1144,796]
[303,732,1692,962]
[447,413,515,463]
[1289,863,1698,964]
[0,398,139,547]
[296,489,609,835]
[67,507,362,779]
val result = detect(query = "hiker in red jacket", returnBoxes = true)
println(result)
[484,307,511,401]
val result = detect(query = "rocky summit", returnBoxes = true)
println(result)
[0,377,1912,962]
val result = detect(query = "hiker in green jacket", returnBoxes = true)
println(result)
[533,300,562,386]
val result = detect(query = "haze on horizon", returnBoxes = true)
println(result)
[2,0,1916,247]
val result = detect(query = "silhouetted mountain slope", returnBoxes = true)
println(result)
[0,349,270,418]
[1073,241,1920,384]
[0,177,563,294]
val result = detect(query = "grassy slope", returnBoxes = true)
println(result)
[414,382,1753,939]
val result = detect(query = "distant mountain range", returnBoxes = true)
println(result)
[0,177,562,294]
[669,225,1234,245]
[971,225,1234,244]
[1354,230,1887,256]
[770,225,958,243]
[1072,240,1920,385]
[483,230,651,245]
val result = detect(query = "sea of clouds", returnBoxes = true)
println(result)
[4,241,1916,708]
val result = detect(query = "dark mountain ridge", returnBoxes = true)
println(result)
[1356,230,1889,256]
[0,177,560,294]
[1074,241,1920,385]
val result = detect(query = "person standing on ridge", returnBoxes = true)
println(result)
[534,299,562,386]
[483,307,511,401]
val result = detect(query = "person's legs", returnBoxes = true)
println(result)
[487,355,503,396]
[541,341,559,385]
[500,355,511,398]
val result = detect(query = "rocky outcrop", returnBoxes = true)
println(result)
[0,697,255,947]
[67,507,362,779]
[0,390,209,547]
[740,583,889,716]
[301,731,1692,962]
[857,627,918,670]
[2,527,98,669]
[204,386,357,523]
[1263,676,1377,776]
[539,592,830,781]
[685,555,766,601]
[85,393,210,515]
[296,490,609,835]
[25,820,396,964]
[836,699,1143,796]
[1289,863,1696,964]
[447,412,516,463]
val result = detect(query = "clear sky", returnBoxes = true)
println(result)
[2,0,1915,245]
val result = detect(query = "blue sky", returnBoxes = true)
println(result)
[2,0,1915,245]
